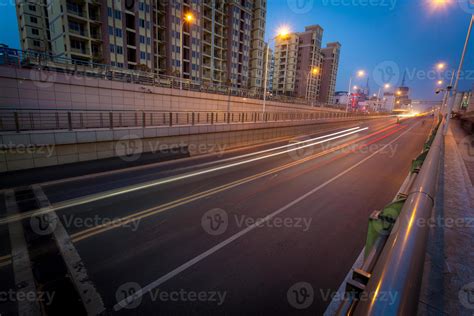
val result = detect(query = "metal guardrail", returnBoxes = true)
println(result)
[0,47,347,111]
[353,118,443,315]
[0,109,373,133]
[333,116,443,315]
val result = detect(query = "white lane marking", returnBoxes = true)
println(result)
[113,122,418,311]
[32,185,106,315]
[0,127,367,226]
[5,190,42,315]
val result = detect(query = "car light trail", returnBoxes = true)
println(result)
[0,127,367,225]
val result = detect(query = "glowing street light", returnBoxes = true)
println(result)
[384,83,391,89]
[437,80,444,85]
[436,62,446,71]
[311,67,321,76]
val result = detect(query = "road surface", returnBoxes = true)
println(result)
[0,116,433,315]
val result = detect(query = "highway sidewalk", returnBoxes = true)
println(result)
[418,120,474,315]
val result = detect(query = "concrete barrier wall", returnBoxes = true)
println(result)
[0,117,381,172]
[0,66,340,113]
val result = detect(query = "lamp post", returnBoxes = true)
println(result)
[377,83,390,111]
[445,14,473,133]
[346,70,365,113]
[180,12,194,90]
[306,66,321,107]
[263,27,290,113]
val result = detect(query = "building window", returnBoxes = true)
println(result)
[30,16,38,23]
[116,46,123,54]
[110,44,115,53]
[33,40,40,47]
[108,26,113,35]
[115,28,122,37]
[28,5,36,11]
[140,35,145,44]
[31,28,39,35]
[114,10,122,20]
[107,7,112,17]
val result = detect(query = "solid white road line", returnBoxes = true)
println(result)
[113,121,418,311]
[0,127,367,226]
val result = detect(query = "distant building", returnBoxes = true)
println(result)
[383,92,396,112]
[394,86,411,110]
[319,42,341,104]
[16,0,50,52]
[334,91,348,105]
[272,25,340,104]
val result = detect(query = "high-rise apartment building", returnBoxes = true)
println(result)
[272,25,324,100]
[15,0,267,90]
[319,42,341,104]
[16,1,50,52]
[272,25,340,104]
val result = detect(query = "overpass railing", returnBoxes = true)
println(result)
[0,108,377,133]
[0,47,347,111]
[333,116,443,315]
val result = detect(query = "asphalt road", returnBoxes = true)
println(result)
[0,116,434,315]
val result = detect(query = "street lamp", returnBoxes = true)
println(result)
[437,80,444,85]
[346,70,365,112]
[262,27,291,112]
[436,62,446,71]
[376,83,391,111]
[431,0,474,132]
[306,66,321,106]
[180,12,195,90]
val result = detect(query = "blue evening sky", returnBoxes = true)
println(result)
[1,0,473,100]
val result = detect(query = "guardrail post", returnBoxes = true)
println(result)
[109,112,113,129]
[14,112,20,133]
[142,112,146,127]
[211,112,214,124]
[67,112,73,130]
[192,112,195,125]
[169,112,173,127]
